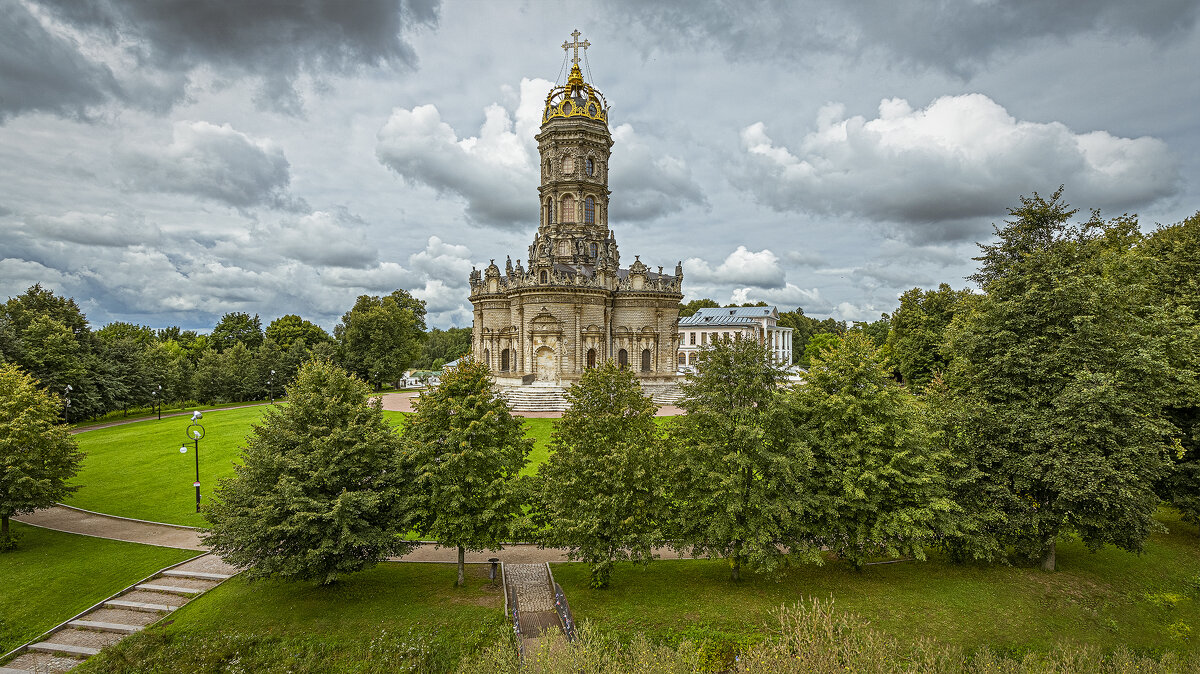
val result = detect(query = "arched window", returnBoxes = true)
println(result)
[500,349,510,372]
[540,270,548,283]
[641,349,651,372]
[618,349,628,369]
[586,348,596,369]
[586,157,595,176]
[688,352,697,365]
[677,353,686,366]
[484,349,490,368]
[584,196,595,224]
[545,200,553,225]
[590,243,597,257]
[561,195,576,222]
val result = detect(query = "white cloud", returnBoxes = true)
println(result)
[608,124,707,221]
[408,235,474,285]
[121,120,300,209]
[27,211,158,247]
[737,94,1180,242]
[731,284,828,312]
[375,79,547,228]
[685,246,785,288]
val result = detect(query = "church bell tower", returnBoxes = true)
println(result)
[529,30,617,273]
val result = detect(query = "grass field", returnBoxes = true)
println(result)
[76,562,507,673]
[553,509,1200,659]
[68,406,562,525]
[0,522,195,654]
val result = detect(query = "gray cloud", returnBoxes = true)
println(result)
[608,124,706,222]
[0,0,118,121]
[26,211,158,247]
[604,0,1199,77]
[13,0,439,117]
[259,208,377,269]
[120,121,302,210]
[736,94,1180,242]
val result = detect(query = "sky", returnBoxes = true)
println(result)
[1,0,1198,331]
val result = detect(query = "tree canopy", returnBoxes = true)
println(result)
[535,361,669,588]
[336,291,425,390]
[0,363,83,550]
[399,357,532,585]
[202,359,412,584]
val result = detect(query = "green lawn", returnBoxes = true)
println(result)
[66,406,272,526]
[554,509,1200,658]
[68,407,563,526]
[76,562,507,674]
[0,522,195,654]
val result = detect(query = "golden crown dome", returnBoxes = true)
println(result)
[543,32,609,125]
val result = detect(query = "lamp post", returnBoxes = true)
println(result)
[268,369,275,403]
[179,411,205,513]
[152,384,162,420]
[63,384,72,424]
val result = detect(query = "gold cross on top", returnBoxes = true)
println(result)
[562,29,590,65]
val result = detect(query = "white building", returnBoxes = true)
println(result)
[677,306,793,368]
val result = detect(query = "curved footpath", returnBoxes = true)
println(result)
[14,505,689,562]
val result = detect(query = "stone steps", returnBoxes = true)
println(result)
[0,553,239,673]
[498,382,683,411]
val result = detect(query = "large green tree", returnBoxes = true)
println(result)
[265,314,332,352]
[399,358,531,585]
[415,327,473,370]
[535,361,669,588]
[209,312,263,352]
[0,363,84,550]
[202,359,412,584]
[1140,212,1200,528]
[886,284,975,388]
[790,332,955,569]
[336,291,425,390]
[779,308,846,366]
[670,337,814,580]
[944,189,1176,570]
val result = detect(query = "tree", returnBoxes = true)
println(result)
[0,364,84,550]
[790,332,956,569]
[336,292,425,390]
[779,308,846,366]
[399,357,532,585]
[886,284,975,388]
[96,322,157,346]
[670,337,814,580]
[1140,212,1200,529]
[678,298,720,317]
[209,312,263,352]
[1,285,98,418]
[415,327,473,369]
[851,314,891,348]
[202,359,412,584]
[535,361,669,588]
[265,314,332,352]
[944,189,1175,570]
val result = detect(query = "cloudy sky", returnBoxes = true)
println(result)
[2,0,1197,331]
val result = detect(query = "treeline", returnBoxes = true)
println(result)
[0,287,472,420]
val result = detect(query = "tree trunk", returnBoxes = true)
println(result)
[1,515,8,536]
[1041,538,1056,572]
[457,545,465,586]
[731,555,741,582]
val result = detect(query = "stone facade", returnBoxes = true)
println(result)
[468,48,682,387]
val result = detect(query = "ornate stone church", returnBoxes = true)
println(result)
[468,32,683,398]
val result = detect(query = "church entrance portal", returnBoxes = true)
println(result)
[535,346,557,382]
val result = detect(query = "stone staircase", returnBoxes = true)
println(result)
[497,385,570,412]
[1,554,237,674]
[497,382,682,412]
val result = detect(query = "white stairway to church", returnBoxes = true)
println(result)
[496,382,683,412]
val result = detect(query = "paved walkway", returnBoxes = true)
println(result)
[378,390,684,418]
[14,505,691,563]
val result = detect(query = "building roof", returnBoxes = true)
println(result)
[680,306,780,326]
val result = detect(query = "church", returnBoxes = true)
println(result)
[468,32,683,400]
